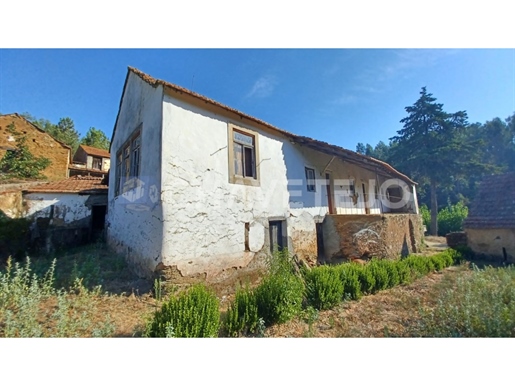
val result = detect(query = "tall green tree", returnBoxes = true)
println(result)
[49,117,80,152]
[389,87,489,236]
[80,127,110,150]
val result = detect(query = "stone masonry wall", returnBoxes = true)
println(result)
[0,115,70,181]
[322,214,424,261]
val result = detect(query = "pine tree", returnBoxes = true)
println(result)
[389,87,490,236]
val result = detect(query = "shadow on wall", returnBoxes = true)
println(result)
[0,210,31,261]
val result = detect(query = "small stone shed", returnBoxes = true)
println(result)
[23,175,109,251]
[463,172,515,262]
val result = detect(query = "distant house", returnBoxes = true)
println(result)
[463,172,515,262]
[0,113,71,181]
[107,67,422,279]
[70,145,110,178]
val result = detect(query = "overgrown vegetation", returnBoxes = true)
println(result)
[254,250,304,326]
[420,201,469,236]
[0,257,115,337]
[0,123,51,180]
[409,265,515,337]
[225,284,260,337]
[2,242,510,338]
[223,250,304,336]
[144,284,220,338]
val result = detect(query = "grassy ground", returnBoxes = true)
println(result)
[1,241,513,337]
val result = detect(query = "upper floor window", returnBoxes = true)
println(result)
[92,157,102,170]
[305,167,316,192]
[115,128,141,196]
[228,124,260,186]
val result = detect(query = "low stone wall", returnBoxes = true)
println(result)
[322,214,424,261]
[446,232,467,248]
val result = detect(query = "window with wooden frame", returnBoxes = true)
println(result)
[115,128,142,196]
[305,167,316,192]
[228,124,260,186]
[92,156,102,170]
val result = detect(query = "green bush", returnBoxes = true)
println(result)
[357,265,376,294]
[337,264,362,300]
[437,201,468,236]
[382,260,400,288]
[368,260,390,292]
[255,272,304,326]
[420,204,431,232]
[420,202,469,236]
[225,284,259,337]
[403,255,431,277]
[450,246,473,262]
[439,250,455,267]
[144,284,220,338]
[410,265,515,337]
[430,254,446,271]
[396,260,412,285]
[304,265,344,310]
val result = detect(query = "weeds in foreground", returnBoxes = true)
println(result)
[408,264,515,337]
[0,257,115,337]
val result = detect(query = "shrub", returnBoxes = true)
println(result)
[410,265,515,337]
[368,260,389,292]
[304,265,344,310]
[337,264,362,300]
[225,284,259,337]
[255,271,304,325]
[419,204,431,232]
[450,246,472,262]
[382,260,400,288]
[403,255,431,277]
[439,250,455,267]
[144,284,220,338]
[437,201,468,236]
[420,202,469,236]
[396,260,412,285]
[357,265,376,294]
[430,254,446,271]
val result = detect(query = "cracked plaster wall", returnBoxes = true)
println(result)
[108,74,420,279]
[24,193,92,227]
[107,72,164,277]
[160,94,293,277]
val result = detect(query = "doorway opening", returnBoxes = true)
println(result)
[269,220,287,253]
[91,205,107,240]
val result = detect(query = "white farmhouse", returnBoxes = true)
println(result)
[108,67,422,279]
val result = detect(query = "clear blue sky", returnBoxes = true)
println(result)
[1,49,514,151]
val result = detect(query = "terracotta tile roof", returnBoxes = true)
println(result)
[24,175,108,194]
[79,144,110,158]
[463,172,515,229]
[112,67,416,185]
